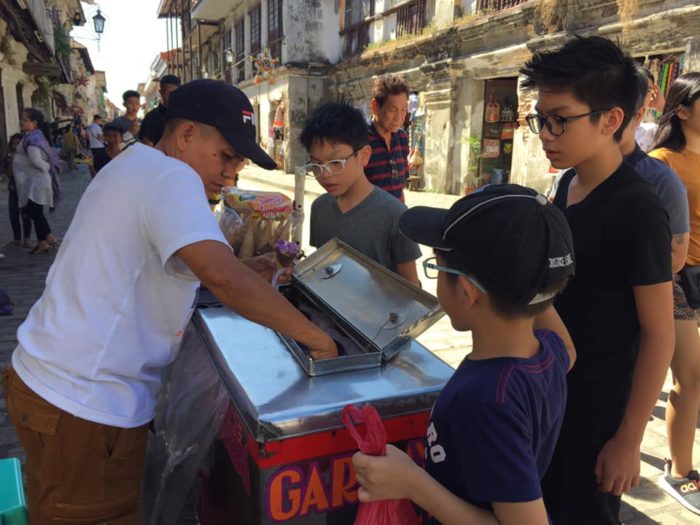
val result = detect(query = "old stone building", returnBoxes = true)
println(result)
[156,0,700,194]
[0,0,100,159]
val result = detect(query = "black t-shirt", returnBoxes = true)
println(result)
[93,148,116,173]
[553,161,671,405]
[138,104,167,145]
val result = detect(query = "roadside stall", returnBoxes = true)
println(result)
[144,240,454,525]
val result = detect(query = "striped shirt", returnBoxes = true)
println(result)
[365,121,409,201]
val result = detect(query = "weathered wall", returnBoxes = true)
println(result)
[325,0,700,194]
[0,34,35,136]
[286,1,341,65]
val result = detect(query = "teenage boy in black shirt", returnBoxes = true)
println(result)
[139,75,181,147]
[521,36,674,524]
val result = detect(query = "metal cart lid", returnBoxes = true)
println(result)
[294,239,444,357]
[193,307,455,442]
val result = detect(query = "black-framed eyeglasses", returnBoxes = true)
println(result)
[422,257,488,294]
[525,109,610,136]
[304,150,359,178]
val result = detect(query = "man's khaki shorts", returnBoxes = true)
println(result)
[2,367,148,525]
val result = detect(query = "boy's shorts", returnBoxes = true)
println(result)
[673,275,697,321]
[2,367,148,525]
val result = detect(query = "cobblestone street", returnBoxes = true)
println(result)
[0,164,698,523]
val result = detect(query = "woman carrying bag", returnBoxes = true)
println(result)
[650,72,700,515]
[13,108,62,254]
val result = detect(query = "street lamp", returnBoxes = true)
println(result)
[92,8,106,51]
[93,9,106,34]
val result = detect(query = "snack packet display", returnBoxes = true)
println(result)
[217,188,297,257]
[224,188,293,220]
[216,206,245,254]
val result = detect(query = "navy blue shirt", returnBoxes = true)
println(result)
[626,144,689,236]
[423,330,569,519]
[364,122,409,202]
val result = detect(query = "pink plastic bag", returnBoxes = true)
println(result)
[342,404,420,525]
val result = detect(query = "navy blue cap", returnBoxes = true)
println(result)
[400,184,575,306]
[166,79,276,170]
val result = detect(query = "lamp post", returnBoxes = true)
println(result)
[93,8,106,51]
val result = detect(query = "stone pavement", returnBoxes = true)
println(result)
[0,161,697,523]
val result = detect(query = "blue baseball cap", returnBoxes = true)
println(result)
[166,79,276,170]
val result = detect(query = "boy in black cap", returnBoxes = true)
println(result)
[354,184,575,524]
[521,36,674,524]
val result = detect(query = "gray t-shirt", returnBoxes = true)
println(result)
[310,186,421,271]
[628,145,689,235]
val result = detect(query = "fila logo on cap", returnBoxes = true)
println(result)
[242,110,253,124]
[549,254,573,269]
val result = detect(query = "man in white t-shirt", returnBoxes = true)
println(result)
[86,114,105,157]
[2,79,337,524]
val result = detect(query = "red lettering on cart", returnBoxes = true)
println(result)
[267,467,303,521]
[265,442,422,522]
[220,405,252,496]
[331,455,358,507]
[266,453,359,521]
[300,463,330,516]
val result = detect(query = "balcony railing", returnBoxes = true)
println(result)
[341,0,426,59]
[477,0,528,12]
[341,22,370,59]
[396,0,427,38]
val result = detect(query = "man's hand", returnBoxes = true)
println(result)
[353,444,420,502]
[242,253,292,285]
[307,334,338,361]
[594,434,641,496]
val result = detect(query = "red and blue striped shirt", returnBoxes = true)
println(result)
[364,121,409,202]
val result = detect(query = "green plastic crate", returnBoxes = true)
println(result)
[0,457,28,525]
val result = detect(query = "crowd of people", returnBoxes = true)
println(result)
[1,33,699,525]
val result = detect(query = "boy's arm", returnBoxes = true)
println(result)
[353,446,548,525]
[671,233,689,274]
[533,305,576,371]
[595,281,674,495]
[396,260,421,287]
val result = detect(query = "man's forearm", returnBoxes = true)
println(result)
[206,266,327,348]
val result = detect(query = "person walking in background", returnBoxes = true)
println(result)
[92,123,123,174]
[6,133,32,247]
[14,108,61,254]
[364,75,411,202]
[114,90,142,145]
[61,125,78,172]
[86,114,105,158]
[649,72,700,515]
[139,75,180,147]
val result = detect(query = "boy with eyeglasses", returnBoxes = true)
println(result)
[300,102,421,286]
[353,184,576,525]
[521,36,674,524]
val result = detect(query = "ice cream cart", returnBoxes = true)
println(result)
[145,240,454,524]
